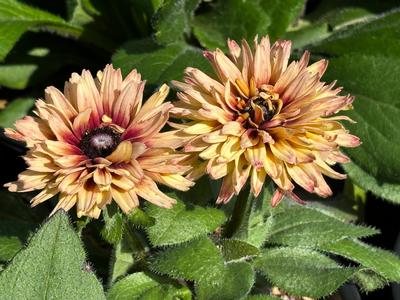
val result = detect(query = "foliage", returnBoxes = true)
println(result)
[1,0,400,299]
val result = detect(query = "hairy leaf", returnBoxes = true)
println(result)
[196,262,255,300]
[145,193,225,246]
[254,247,357,298]
[0,0,82,60]
[193,0,271,51]
[219,239,260,262]
[0,211,105,299]
[153,0,199,44]
[151,237,225,282]
[108,272,191,300]
[112,38,212,89]
[265,204,378,247]
[321,239,400,282]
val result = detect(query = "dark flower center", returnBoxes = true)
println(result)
[79,126,121,158]
[240,97,276,126]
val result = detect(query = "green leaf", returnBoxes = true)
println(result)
[0,211,105,299]
[311,9,400,57]
[284,23,330,50]
[145,193,225,246]
[153,0,199,44]
[192,0,271,51]
[151,237,225,282]
[245,296,281,300]
[219,239,260,262]
[0,190,47,261]
[321,54,400,203]
[257,0,307,39]
[127,208,155,228]
[112,38,212,89]
[0,98,34,128]
[0,0,82,60]
[196,262,255,300]
[321,239,400,282]
[254,247,357,298]
[108,272,191,300]
[101,205,124,244]
[0,35,90,90]
[109,236,135,283]
[342,162,400,204]
[353,269,388,293]
[265,204,378,248]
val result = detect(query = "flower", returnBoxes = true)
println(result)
[171,36,360,206]
[4,65,193,218]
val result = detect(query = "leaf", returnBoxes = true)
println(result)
[219,239,260,262]
[321,54,400,203]
[107,272,191,300]
[109,236,135,283]
[152,0,200,44]
[254,247,357,298]
[342,162,400,204]
[127,207,155,228]
[257,0,307,39]
[0,211,106,299]
[353,269,388,293]
[145,193,225,246]
[192,0,271,51]
[0,35,90,90]
[0,190,47,261]
[112,38,212,90]
[0,0,82,60]
[245,296,281,300]
[196,262,255,300]
[311,9,400,57]
[264,204,378,248]
[0,98,34,128]
[151,237,225,282]
[101,205,124,244]
[321,238,400,282]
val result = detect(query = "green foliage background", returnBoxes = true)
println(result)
[0,0,400,299]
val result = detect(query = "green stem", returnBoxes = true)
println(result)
[223,184,250,238]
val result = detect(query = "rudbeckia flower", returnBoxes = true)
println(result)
[171,36,360,206]
[5,65,193,218]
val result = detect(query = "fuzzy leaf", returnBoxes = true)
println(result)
[0,98,34,128]
[265,204,378,247]
[353,269,388,293]
[310,10,400,203]
[101,206,124,245]
[0,211,105,299]
[254,247,357,298]
[342,162,400,204]
[321,238,400,282]
[109,236,135,283]
[128,208,155,227]
[311,9,400,57]
[145,193,225,246]
[257,0,307,39]
[196,262,255,300]
[325,54,400,203]
[151,237,225,282]
[112,38,212,90]
[107,272,191,300]
[153,0,199,44]
[192,0,271,51]
[219,239,260,262]
[0,0,82,61]
[245,296,281,300]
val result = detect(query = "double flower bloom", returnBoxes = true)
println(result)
[4,35,360,218]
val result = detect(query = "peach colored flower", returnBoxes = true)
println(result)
[171,36,360,206]
[5,65,193,218]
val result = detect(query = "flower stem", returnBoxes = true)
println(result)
[223,184,250,238]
